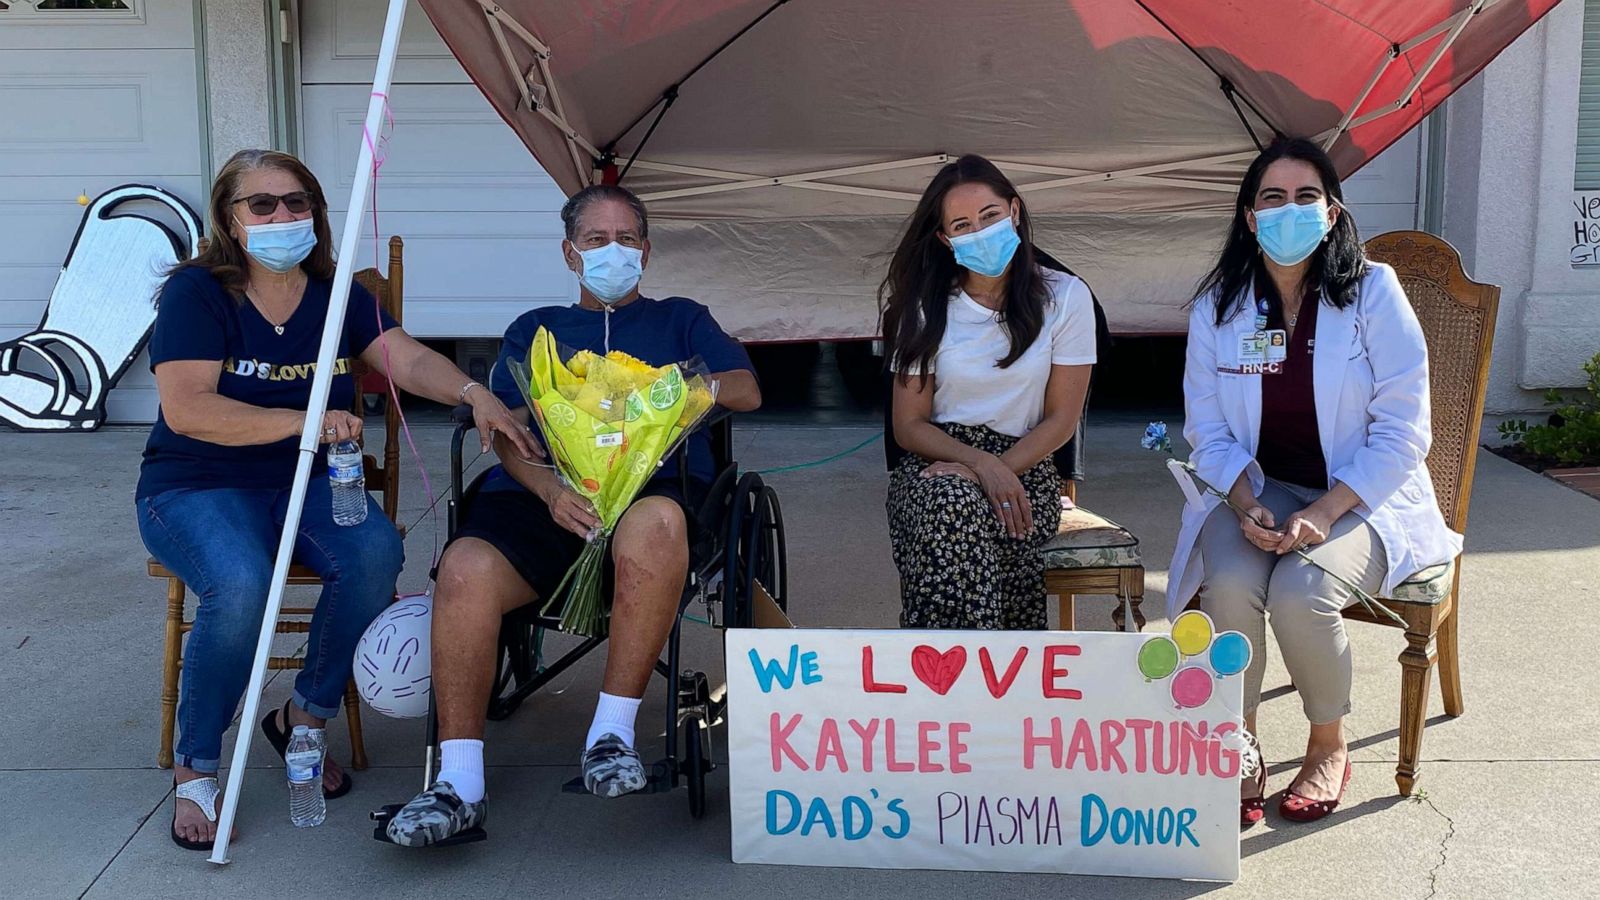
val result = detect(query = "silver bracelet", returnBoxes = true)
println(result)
[458,381,482,404]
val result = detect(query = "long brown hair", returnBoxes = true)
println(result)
[879,154,1049,383]
[174,149,336,299]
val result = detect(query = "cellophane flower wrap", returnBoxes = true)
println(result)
[508,326,717,636]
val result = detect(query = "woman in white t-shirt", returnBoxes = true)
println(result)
[881,154,1096,629]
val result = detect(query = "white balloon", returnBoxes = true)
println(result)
[353,591,432,719]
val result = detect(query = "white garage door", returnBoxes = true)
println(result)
[0,0,203,424]
[1343,129,1423,238]
[298,0,573,339]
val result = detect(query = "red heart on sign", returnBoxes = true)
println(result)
[911,645,968,696]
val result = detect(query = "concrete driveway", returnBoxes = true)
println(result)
[0,418,1593,899]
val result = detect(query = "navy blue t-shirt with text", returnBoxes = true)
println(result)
[136,266,398,499]
[482,296,754,494]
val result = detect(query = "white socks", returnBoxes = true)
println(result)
[437,738,485,804]
[585,692,642,750]
[438,696,638,799]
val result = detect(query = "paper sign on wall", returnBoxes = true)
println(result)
[726,627,1246,882]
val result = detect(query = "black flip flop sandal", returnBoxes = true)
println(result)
[171,776,219,851]
[260,699,353,800]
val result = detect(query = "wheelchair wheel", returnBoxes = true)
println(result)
[723,472,776,627]
[685,721,707,819]
[755,486,787,613]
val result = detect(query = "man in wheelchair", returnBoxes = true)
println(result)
[387,185,760,847]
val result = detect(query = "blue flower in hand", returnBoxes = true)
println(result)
[1141,421,1171,453]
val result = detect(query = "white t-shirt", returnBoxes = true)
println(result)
[895,269,1097,437]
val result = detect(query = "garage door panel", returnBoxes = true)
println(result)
[299,0,467,84]
[328,209,574,339]
[0,0,193,50]
[1342,130,1420,232]
[0,50,202,177]
[0,174,203,302]
[302,80,571,337]
[302,84,565,212]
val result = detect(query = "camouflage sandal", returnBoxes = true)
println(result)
[384,781,487,848]
[582,733,648,798]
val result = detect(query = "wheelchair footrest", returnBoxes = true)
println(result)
[369,804,488,846]
[561,758,678,795]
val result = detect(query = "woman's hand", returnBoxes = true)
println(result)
[540,481,601,539]
[971,453,1032,540]
[1274,505,1337,555]
[1237,505,1283,552]
[466,385,543,460]
[318,410,363,444]
[921,461,979,483]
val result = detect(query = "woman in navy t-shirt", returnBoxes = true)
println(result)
[137,149,536,851]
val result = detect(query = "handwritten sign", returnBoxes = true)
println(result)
[727,628,1244,882]
[1572,194,1600,267]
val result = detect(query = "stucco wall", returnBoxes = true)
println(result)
[201,0,273,173]
[1443,0,1600,414]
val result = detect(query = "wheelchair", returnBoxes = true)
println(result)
[373,404,787,842]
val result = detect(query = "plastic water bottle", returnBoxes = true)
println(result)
[328,439,367,526]
[287,725,325,827]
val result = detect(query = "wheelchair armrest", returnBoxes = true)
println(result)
[451,403,476,427]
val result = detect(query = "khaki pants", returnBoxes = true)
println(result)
[1196,478,1387,724]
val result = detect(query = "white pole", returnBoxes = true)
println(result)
[207,0,409,865]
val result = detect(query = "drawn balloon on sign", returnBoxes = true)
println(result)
[1139,610,1260,777]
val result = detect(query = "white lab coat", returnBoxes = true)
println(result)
[1164,262,1463,622]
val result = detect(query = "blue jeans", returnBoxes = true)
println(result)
[137,477,404,773]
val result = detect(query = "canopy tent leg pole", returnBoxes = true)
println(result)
[206,0,408,866]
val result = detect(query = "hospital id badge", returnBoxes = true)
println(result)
[1238,332,1267,365]
[1264,329,1288,364]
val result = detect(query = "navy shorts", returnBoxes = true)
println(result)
[444,479,705,606]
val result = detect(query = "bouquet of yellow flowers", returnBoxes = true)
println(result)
[508,327,717,636]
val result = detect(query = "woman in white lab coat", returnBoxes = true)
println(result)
[1169,138,1461,828]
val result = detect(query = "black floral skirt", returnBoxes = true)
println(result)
[886,422,1063,629]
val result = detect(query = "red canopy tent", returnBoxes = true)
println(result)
[414,0,1558,338]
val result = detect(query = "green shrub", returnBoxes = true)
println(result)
[1498,352,1600,466]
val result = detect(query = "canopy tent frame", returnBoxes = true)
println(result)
[475,0,599,185]
[469,0,1289,203]
[1322,0,1495,149]
[625,150,1252,205]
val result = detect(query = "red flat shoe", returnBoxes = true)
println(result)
[1240,761,1268,829]
[1279,760,1352,823]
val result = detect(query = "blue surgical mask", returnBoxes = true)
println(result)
[237,217,318,273]
[576,241,644,304]
[948,216,1021,278]
[1254,201,1333,266]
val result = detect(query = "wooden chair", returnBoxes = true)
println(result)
[150,236,406,771]
[1350,230,1498,795]
[1045,480,1146,632]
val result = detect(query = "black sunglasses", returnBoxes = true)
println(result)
[232,191,314,216]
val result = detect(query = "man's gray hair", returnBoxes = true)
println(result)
[560,184,649,241]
